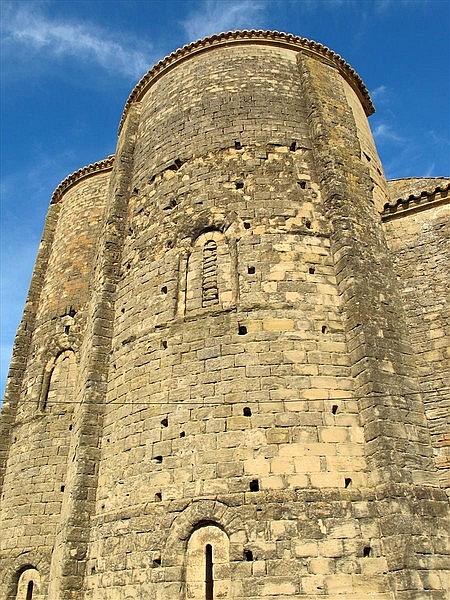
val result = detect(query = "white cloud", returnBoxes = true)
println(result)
[422,162,436,177]
[181,0,268,41]
[370,84,388,103]
[2,2,152,79]
[372,122,404,143]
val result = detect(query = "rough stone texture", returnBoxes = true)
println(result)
[383,182,450,490]
[1,31,448,600]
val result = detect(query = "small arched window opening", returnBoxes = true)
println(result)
[183,230,235,315]
[185,523,231,600]
[15,567,41,600]
[39,350,77,412]
[202,240,219,307]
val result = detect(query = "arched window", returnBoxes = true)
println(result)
[40,350,77,411]
[15,568,41,600]
[202,240,219,307]
[184,231,234,314]
[185,524,231,600]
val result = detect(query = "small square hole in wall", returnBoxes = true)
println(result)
[363,546,372,557]
[179,431,186,438]
[305,219,312,229]
[236,181,244,189]
[152,557,161,567]
[161,340,168,349]
[243,407,252,417]
[331,405,338,415]
[321,325,327,334]
[60,485,65,492]
[161,286,168,294]
[290,140,297,152]
[247,266,255,275]
[298,180,307,189]
[238,325,247,336]
[161,417,168,427]
[64,325,70,334]
[344,477,352,488]
[309,266,315,274]
[243,221,251,230]
[153,456,163,464]
[235,140,242,150]
[155,492,162,502]
[244,549,254,561]
[249,479,259,492]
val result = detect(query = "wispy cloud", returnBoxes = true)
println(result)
[374,0,428,12]
[370,84,389,103]
[2,2,152,79]
[181,0,268,41]
[422,162,436,177]
[372,122,404,143]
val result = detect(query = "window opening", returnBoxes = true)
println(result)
[202,240,219,307]
[205,544,214,600]
[249,479,259,492]
[25,581,33,600]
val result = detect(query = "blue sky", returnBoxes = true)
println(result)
[1,0,449,397]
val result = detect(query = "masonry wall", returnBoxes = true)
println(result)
[1,34,449,600]
[82,44,448,600]
[383,195,450,490]
[0,172,110,599]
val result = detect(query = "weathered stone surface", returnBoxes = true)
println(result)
[0,30,448,600]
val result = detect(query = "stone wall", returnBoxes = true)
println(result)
[1,31,448,600]
[0,171,110,599]
[383,183,450,490]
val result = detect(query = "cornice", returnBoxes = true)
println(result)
[118,30,374,133]
[51,155,115,204]
[382,182,450,221]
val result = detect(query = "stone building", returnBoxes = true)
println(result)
[0,30,449,600]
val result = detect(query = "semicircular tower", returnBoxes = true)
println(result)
[1,31,448,600]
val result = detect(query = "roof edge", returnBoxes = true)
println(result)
[51,155,115,204]
[382,182,450,221]
[118,30,374,133]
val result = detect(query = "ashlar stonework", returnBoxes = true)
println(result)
[1,30,449,600]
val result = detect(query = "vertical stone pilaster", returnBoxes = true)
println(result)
[298,51,434,486]
[47,104,141,600]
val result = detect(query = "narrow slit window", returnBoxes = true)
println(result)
[25,582,33,600]
[202,240,219,307]
[186,524,230,600]
[205,544,214,600]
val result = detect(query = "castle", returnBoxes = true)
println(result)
[1,30,449,600]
